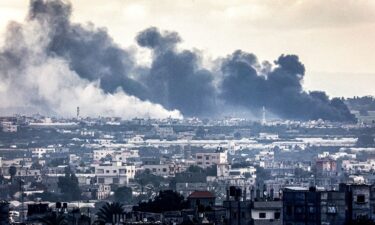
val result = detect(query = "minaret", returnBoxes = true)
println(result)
[261,106,266,125]
[76,106,80,119]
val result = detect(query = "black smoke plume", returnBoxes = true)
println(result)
[136,27,216,116]
[219,50,355,122]
[28,0,147,98]
[0,0,357,122]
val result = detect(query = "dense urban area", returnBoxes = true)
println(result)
[0,98,374,225]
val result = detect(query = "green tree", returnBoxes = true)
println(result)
[357,135,375,147]
[186,165,205,173]
[114,186,133,203]
[57,167,81,201]
[234,132,241,140]
[96,202,125,225]
[206,165,217,176]
[255,166,271,185]
[195,127,206,139]
[31,161,42,170]
[135,169,164,193]
[133,190,188,213]
[8,165,17,183]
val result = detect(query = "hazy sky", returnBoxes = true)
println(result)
[0,0,374,97]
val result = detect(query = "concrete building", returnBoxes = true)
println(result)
[196,147,227,168]
[94,162,135,185]
[251,201,282,225]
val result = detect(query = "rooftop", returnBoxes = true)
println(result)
[188,191,215,199]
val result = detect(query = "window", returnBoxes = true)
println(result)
[197,156,202,159]
[274,212,281,219]
[98,178,105,183]
[241,212,245,218]
[106,170,110,173]
[357,194,366,203]
[259,212,266,218]
[295,206,304,214]
[113,177,119,184]
[206,156,210,160]
[162,168,167,172]
[286,206,292,216]
[327,206,337,214]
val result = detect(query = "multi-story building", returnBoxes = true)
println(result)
[316,157,337,176]
[1,121,17,133]
[223,186,282,225]
[283,184,375,225]
[251,201,283,225]
[94,162,135,185]
[196,147,227,168]
[143,164,179,177]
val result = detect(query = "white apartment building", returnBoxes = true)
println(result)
[217,164,230,177]
[154,126,174,137]
[143,164,180,177]
[94,149,139,163]
[229,167,257,178]
[31,147,55,158]
[1,121,17,133]
[196,149,227,168]
[94,162,135,185]
[342,160,375,174]
[96,184,111,200]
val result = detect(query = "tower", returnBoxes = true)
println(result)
[261,106,266,125]
[76,106,80,119]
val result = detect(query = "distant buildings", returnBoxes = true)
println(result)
[196,147,227,168]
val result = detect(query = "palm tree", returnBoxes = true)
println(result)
[96,202,125,225]
[8,166,17,183]
[38,212,67,225]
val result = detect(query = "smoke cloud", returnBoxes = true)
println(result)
[0,0,356,122]
[0,0,181,119]
[136,27,216,117]
[219,51,355,121]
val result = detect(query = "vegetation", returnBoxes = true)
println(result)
[356,134,375,147]
[57,167,81,201]
[134,169,165,192]
[96,202,125,225]
[133,190,188,213]
[8,165,17,182]
[114,186,133,203]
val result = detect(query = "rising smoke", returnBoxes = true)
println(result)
[219,51,356,121]
[0,0,182,119]
[136,27,216,117]
[0,0,356,122]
